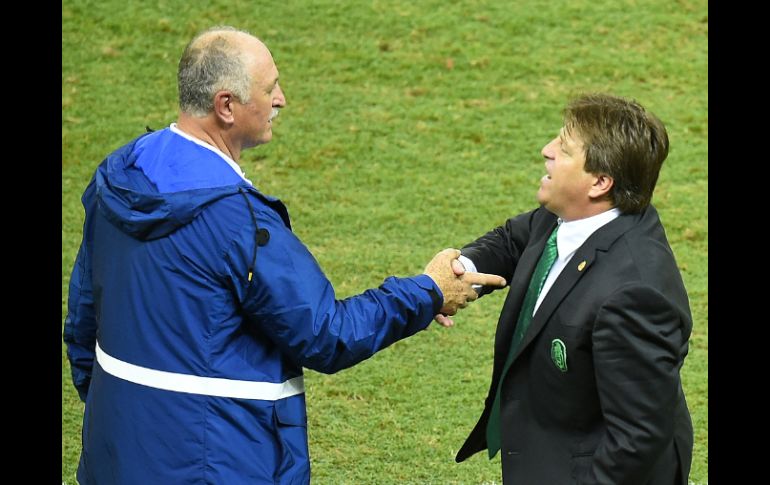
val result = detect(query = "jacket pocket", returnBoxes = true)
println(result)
[569,438,598,483]
[272,395,309,483]
[274,394,307,427]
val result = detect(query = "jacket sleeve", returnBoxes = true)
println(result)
[63,180,98,402]
[459,209,538,296]
[225,208,443,375]
[587,283,687,484]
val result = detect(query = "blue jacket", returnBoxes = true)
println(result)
[64,128,443,484]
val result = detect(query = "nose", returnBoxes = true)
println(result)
[541,137,558,159]
[273,83,286,108]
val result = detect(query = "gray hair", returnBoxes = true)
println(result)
[178,26,253,116]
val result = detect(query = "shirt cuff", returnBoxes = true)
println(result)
[458,254,482,292]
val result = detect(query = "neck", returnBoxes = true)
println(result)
[176,113,241,162]
[558,201,614,222]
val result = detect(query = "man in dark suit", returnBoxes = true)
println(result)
[444,93,693,484]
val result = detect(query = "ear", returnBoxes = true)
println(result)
[588,173,613,200]
[212,91,236,124]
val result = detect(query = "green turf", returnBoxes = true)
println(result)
[62,0,707,483]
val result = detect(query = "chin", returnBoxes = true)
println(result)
[255,134,272,145]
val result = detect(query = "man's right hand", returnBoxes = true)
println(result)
[423,248,506,321]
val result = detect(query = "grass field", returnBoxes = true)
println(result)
[62,0,708,483]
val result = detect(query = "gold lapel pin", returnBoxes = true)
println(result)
[577,261,587,271]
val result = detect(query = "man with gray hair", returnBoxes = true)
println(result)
[64,26,505,484]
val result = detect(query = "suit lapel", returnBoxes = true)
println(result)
[509,245,596,361]
[508,211,642,363]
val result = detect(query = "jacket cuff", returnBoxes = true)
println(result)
[411,274,443,315]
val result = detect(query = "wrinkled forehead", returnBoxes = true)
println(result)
[230,34,279,84]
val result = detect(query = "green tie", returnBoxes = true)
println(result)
[486,225,559,458]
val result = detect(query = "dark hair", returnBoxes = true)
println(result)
[564,93,669,213]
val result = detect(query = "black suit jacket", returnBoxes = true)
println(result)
[456,206,693,485]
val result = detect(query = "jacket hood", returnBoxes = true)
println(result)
[95,134,252,241]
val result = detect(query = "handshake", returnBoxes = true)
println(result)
[423,249,507,327]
